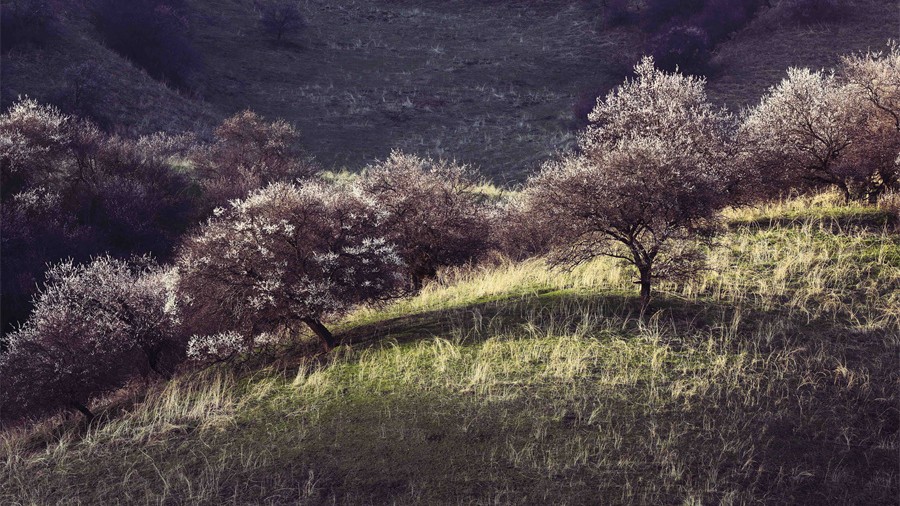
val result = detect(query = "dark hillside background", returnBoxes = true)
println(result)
[2,0,897,180]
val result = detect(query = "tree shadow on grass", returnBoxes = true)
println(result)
[328,287,890,356]
[726,208,896,233]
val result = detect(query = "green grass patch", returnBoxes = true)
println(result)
[2,195,898,504]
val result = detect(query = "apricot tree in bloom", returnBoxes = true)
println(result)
[190,110,318,212]
[0,257,182,421]
[358,151,491,290]
[526,57,736,309]
[840,44,900,201]
[741,48,899,202]
[176,181,405,351]
[0,99,195,332]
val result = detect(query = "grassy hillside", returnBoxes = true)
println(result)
[0,12,220,134]
[3,193,898,504]
[708,0,899,109]
[3,1,896,180]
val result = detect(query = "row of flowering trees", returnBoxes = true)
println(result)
[1,45,897,422]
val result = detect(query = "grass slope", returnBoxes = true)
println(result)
[0,13,220,134]
[708,0,899,109]
[190,0,635,181]
[2,193,898,505]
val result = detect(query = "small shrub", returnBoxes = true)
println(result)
[488,195,555,261]
[256,0,305,42]
[877,191,900,231]
[0,0,59,52]
[93,0,201,89]
[186,332,248,362]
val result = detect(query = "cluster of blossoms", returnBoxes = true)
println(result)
[0,257,182,420]
[177,181,406,352]
[741,45,899,202]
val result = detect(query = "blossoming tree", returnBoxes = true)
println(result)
[177,181,405,352]
[525,57,737,309]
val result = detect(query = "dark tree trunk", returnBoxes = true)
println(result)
[303,318,336,351]
[638,266,652,313]
[411,274,424,292]
[838,181,852,203]
[146,350,171,380]
[71,401,94,421]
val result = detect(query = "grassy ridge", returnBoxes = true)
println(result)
[1,194,898,504]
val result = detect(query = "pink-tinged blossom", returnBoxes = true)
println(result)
[0,257,184,421]
[177,181,405,352]
[525,57,736,309]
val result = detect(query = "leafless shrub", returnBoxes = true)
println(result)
[255,0,305,42]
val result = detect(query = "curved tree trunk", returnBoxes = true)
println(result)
[303,318,336,351]
[71,401,94,421]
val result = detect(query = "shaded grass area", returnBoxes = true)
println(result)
[2,196,898,504]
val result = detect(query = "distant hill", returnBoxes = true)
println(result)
[2,0,896,180]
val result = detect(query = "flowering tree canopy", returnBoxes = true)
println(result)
[840,44,900,200]
[0,257,182,421]
[358,151,491,290]
[190,110,318,211]
[0,98,195,333]
[742,45,899,201]
[526,57,736,308]
[177,181,405,351]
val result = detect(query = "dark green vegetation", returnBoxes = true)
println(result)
[2,194,897,504]
[2,0,896,179]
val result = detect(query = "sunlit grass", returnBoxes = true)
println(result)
[1,193,897,504]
